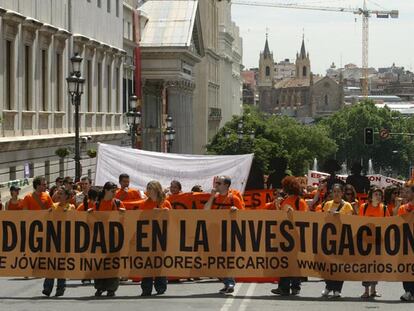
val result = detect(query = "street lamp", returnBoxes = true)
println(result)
[66,53,85,182]
[164,115,175,153]
[126,95,141,148]
[225,129,231,139]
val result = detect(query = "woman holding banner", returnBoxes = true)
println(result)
[320,184,354,298]
[42,187,75,297]
[135,180,171,296]
[271,176,308,296]
[91,182,126,297]
[343,184,358,214]
[359,187,390,299]
[384,185,402,216]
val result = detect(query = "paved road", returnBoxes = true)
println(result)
[0,277,411,311]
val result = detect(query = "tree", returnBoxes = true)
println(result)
[319,101,414,177]
[207,106,337,176]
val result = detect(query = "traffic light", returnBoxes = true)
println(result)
[364,128,374,145]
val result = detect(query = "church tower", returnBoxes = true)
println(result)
[258,33,274,87]
[295,36,311,79]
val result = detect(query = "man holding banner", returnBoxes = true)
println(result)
[21,176,54,211]
[205,176,242,294]
[398,185,414,301]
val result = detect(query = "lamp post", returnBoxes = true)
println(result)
[66,53,85,182]
[164,115,175,153]
[126,95,141,148]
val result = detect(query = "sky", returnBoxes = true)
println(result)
[231,0,414,75]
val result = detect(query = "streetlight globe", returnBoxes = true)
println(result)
[238,119,243,130]
[136,110,142,126]
[126,111,135,125]
[237,130,244,140]
[70,53,83,76]
[170,128,176,141]
[78,77,85,95]
[129,95,138,110]
[249,129,255,139]
[66,74,78,95]
[166,115,173,128]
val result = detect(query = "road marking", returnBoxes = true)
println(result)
[220,283,242,311]
[238,283,257,311]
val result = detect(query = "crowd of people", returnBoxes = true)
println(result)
[0,170,413,301]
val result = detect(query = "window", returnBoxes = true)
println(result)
[41,50,48,111]
[265,66,270,77]
[56,53,62,111]
[116,0,119,17]
[302,66,307,77]
[127,22,131,40]
[107,64,111,112]
[97,0,101,8]
[97,63,102,111]
[107,0,111,13]
[24,45,31,111]
[87,60,92,112]
[5,40,12,110]
[325,94,329,105]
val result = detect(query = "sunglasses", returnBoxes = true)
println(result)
[215,182,223,185]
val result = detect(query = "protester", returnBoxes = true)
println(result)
[4,186,23,210]
[135,180,170,296]
[309,178,328,211]
[346,162,371,194]
[53,177,76,202]
[397,184,414,301]
[115,174,142,205]
[343,184,359,214]
[205,176,243,294]
[77,187,99,211]
[383,185,402,216]
[271,176,308,296]
[168,180,182,195]
[296,176,308,197]
[320,184,354,298]
[359,187,390,299]
[42,187,75,297]
[191,185,203,192]
[267,157,289,189]
[90,182,125,297]
[74,176,92,208]
[48,176,64,197]
[324,159,345,192]
[21,176,54,210]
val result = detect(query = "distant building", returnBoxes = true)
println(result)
[242,70,258,105]
[257,35,344,122]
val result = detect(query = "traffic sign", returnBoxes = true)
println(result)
[379,128,390,140]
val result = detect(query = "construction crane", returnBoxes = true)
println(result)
[232,0,399,97]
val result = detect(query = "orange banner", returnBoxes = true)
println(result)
[123,190,276,210]
[0,210,413,281]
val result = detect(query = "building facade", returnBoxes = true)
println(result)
[138,0,204,154]
[0,0,128,198]
[258,36,344,122]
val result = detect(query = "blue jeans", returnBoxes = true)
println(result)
[223,278,235,287]
[403,282,414,294]
[43,278,66,291]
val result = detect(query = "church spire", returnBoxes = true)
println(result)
[263,32,271,58]
[300,34,306,59]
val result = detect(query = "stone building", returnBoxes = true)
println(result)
[257,36,344,122]
[0,0,128,198]
[193,0,242,153]
[138,0,204,154]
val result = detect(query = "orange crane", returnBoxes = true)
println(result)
[232,0,399,96]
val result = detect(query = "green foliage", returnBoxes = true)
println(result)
[207,105,337,176]
[87,149,97,158]
[319,100,414,177]
[55,147,70,158]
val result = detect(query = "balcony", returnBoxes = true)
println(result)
[208,107,222,121]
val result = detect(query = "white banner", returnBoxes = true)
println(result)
[307,170,405,189]
[95,143,254,193]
